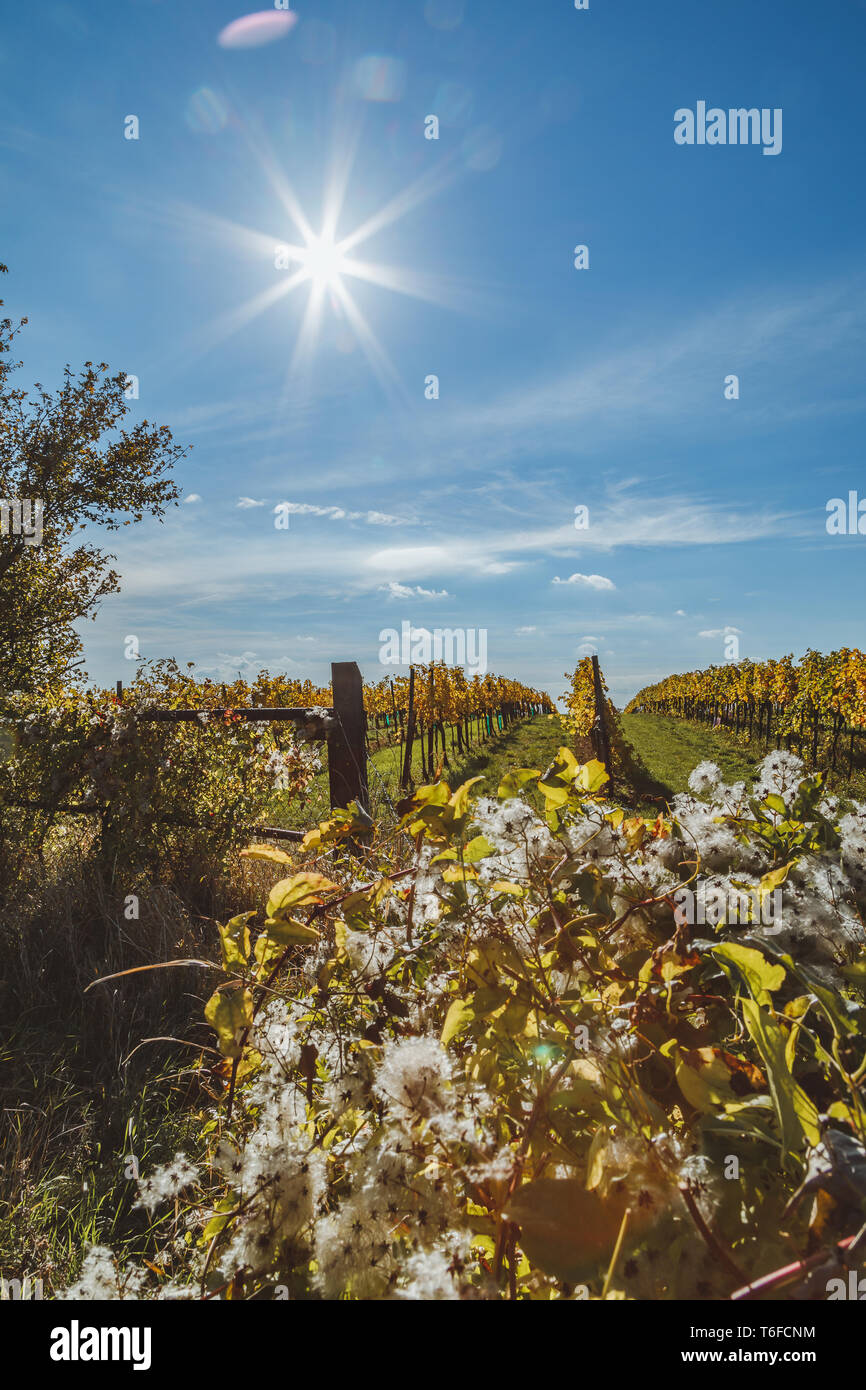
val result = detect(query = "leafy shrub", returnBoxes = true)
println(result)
[0,661,320,895]
[61,749,866,1300]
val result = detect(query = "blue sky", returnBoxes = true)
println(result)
[2,0,865,706]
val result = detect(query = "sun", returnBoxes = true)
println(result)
[175,121,474,394]
[297,233,349,290]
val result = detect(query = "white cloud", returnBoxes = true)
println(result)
[368,546,449,573]
[379,581,451,599]
[274,501,406,525]
[182,493,202,504]
[698,625,742,638]
[480,561,519,575]
[515,625,537,635]
[675,609,687,617]
[214,650,259,669]
[552,573,616,591]
[237,496,267,508]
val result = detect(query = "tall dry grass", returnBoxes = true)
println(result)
[0,817,284,1293]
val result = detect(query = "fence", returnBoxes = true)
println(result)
[132,660,368,842]
[35,660,549,846]
[364,671,550,784]
[636,693,866,777]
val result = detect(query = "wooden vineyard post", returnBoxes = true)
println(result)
[590,654,613,790]
[426,664,435,776]
[401,666,417,790]
[328,661,369,812]
[390,678,399,750]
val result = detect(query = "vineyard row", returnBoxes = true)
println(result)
[626,647,866,774]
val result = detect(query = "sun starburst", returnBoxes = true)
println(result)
[295,233,349,290]
[170,118,476,398]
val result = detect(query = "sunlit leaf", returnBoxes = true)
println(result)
[504,1179,629,1282]
[266,872,339,921]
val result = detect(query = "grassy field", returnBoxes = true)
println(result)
[621,711,767,797]
[622,710,866,804]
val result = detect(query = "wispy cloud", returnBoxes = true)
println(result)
[698,625,742,638]
[428,278,866,468]
[379,581,451,599]
[273,501,408,525]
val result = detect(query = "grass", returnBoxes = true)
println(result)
[621,712,767,798]
[622,711,866,804]
[0,831,283,1293]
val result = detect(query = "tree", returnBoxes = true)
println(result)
[0,265,186,704]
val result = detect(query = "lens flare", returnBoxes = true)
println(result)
[185,88,230,136]
[353,55,407,103]
[217,10,298,50]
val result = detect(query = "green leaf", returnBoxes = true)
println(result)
[488,880,525,897]
[660,1041,737,1112]
[759,861,795,896]
[462,834,498,863]
[201,1210,234,1242]
[745,937,861,1038]
[265,872,338,921]
[204,984,254,1058]
[254,931,284,976]
[504,1178,629,1282]
[262,916,322,945]
[412,781,451,807]
[239,844,293,865]
[448,776,484,821]
[841,953,866,986]
[218,911,255,972]
[432,836,495,865]
[712,941,786,1006]
[442,863,478,882]
[441,997,475,1046]
[576,759,609,794]
[740,997,821,1162]
[537,781,569,808]
[497,768,539,799]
